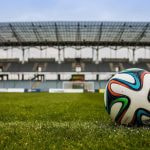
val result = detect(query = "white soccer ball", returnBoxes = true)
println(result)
[104,68,150,126]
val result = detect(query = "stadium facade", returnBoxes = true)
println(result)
[0,21,150,92]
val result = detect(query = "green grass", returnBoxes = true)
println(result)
[0,93,149,150]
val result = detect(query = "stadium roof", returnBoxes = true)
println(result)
[0,21,150,47]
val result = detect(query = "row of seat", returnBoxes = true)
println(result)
[0,61,149,72]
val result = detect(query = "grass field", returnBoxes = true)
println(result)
[0,93,149,150]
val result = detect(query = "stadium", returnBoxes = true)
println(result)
[0,21,150,149]
[0,21,150,92]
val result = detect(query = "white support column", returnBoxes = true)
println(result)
[58,48,61,64]
[144,49,146,58]
[127,48,129,58]
[40,48,42,58]
[95,48,99,64]
[132,48,136,64]
[110,49,111,58]
[75,49,81,58]
[45,48,47,58]
[11,48,13,58]
[62,48,65,61]
[22,48,25,64]
[115,49,117,58]
[7,49,9,58]
[92,48,95,62]
[28,48,30,61]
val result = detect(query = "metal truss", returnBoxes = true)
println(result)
[76,23,81,42]
[9,23,23,44]
[113,23,126,42]
[134,23,149,42]
[0,21,150,48]
[95,22,103,42]
[32,23,43,42]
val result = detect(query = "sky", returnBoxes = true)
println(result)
[0,0,150,22]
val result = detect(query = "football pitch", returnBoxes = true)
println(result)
[0,93,149,150]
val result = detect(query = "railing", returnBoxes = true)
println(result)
[0,72,115,80]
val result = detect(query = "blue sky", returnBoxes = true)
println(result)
[0,0,149,22]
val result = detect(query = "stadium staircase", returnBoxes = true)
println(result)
[5,63,11,71]
[0,62,11,72]
[30,74,44,89]
[31,81,41,89]
[32,63,38,71]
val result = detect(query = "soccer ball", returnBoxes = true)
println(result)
[104,68,150,126]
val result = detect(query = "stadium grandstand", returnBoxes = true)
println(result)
[0,21,150,92]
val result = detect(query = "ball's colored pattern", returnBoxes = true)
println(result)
[104,68,150,126]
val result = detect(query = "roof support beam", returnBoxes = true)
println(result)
[54,23,61,43]
[114,23,126,42]
[76,23,81,42]
[1,41,150,47]
[0,26,6,42]
[32,23,43,42]
[134,23,149,42]
[9,23,22,43]
[95,23,103,41]
[0,34,5,42]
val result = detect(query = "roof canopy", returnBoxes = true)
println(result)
[0,21,150,47]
